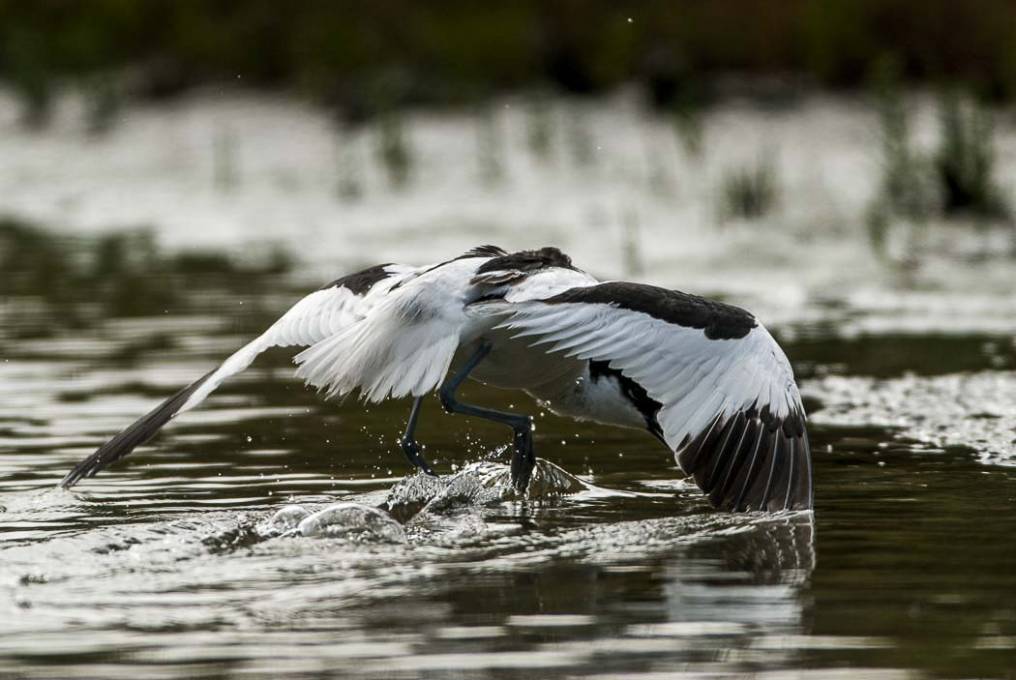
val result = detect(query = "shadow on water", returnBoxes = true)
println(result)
[1,220,1016,678]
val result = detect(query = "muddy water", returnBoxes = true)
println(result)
[1,226,1016,679]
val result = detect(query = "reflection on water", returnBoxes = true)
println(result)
[2,222,1016,678]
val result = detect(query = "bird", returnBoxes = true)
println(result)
[60,245,812,512]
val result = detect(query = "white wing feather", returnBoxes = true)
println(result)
[294,258,482,402]
[178,285,370,413]
[496,297,812,511]
[500,303,800,443]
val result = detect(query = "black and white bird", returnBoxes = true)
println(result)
[61,246,812,512]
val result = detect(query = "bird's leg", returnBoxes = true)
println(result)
[400,396,436,476]
[439,341,536,492]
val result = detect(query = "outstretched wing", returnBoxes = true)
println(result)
[498,282,812,512]
[60,263,415,488]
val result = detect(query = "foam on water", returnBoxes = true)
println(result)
[806,371,1016,465]
[294,503,407,542]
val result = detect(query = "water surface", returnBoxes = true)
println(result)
[1,226,1015,679]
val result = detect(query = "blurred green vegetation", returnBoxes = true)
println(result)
[720,154,780,221]
[934,91,1009,218]
[866,60,1011,258]
[4,1,1016,119]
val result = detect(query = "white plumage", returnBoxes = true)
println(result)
[294,258,479,402]
[61,246,812,513]
[499,304,801,448]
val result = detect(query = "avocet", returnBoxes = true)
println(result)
[61,246,812,512]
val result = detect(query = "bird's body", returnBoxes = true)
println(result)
[61,246,812,512]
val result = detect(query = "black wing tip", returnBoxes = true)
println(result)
[59,463,90,489]
[60,461,101,489]
[679,409,813,513]
[59,371,215,489]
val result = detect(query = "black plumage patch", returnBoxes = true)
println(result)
[588,360,665,441]
[475,246,576,276]
[405,245,510,286]
[320,264,393,295]
[544,282,756,340]
[61,370,216,488]
[459,244,507,259]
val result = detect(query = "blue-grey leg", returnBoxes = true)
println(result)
[439,341,536,492]
[400,396,435,476]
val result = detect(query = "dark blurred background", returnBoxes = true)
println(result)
[4,0,1016,119]
[1,0,1014,292]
